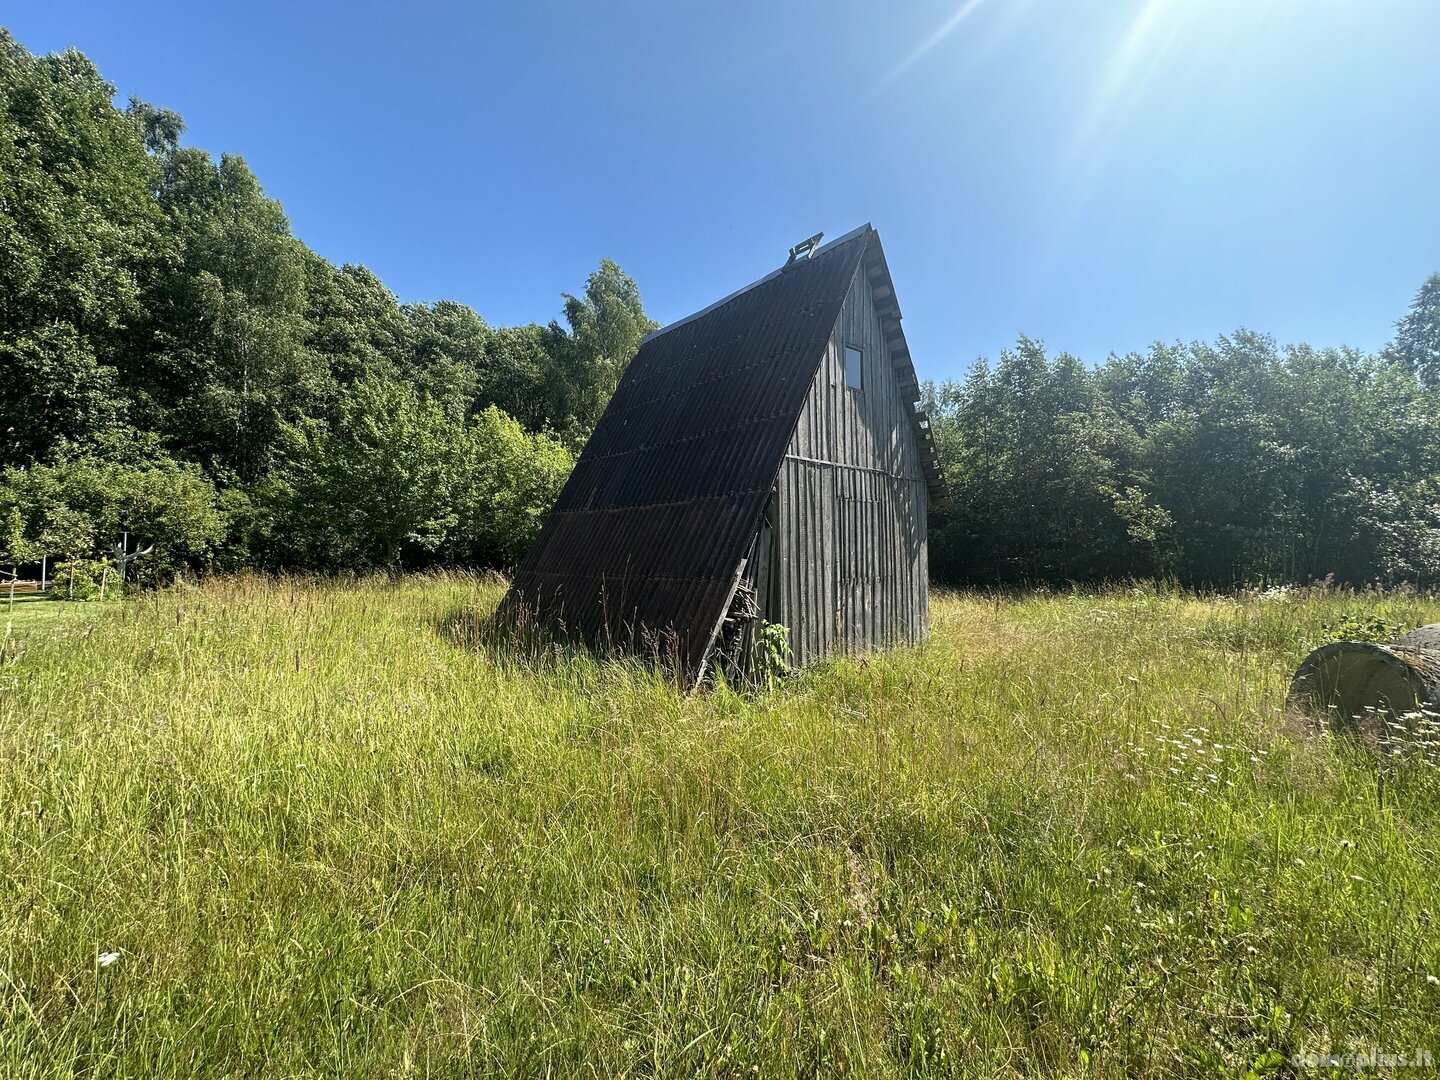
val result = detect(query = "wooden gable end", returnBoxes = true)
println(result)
[769,259,931,665]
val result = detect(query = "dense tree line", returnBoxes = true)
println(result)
[4,32,1437,595]
[0,32,653,589]
[924,287,1440,587]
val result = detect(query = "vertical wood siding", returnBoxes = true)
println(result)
[772,268,929,665]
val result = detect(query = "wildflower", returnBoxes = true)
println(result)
[97,951,120,967]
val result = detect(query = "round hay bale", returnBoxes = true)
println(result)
[1397,623,1440,651]
[1288,640,1440,747]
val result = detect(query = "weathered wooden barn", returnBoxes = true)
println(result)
[501,225,943,680]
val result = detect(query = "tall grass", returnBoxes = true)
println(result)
[1,574,1438,1077]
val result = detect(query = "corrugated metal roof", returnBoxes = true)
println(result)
[500,225,943,676]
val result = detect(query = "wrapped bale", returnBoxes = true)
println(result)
[1287,624,1440,748]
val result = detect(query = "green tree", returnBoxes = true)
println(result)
[141,149,327,482]
[484,324,559,432]
[546,259,657,442]
[1386,273,1440,387]
[303,259,413,388]
[0,505,37,608]
[925,338,1130,584]
[0,458,226,585]
[0,324,127,465]
[0,33,162,339]
[447,408,573,566]
[125,96,183,155]
[404,300,488,419]
[0,31,161,466]
[264,377,463,568]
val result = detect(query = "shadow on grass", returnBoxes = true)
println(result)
[431,588,701,693]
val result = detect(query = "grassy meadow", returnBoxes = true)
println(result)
[1,594,96,633]
[2,574,1439,1077]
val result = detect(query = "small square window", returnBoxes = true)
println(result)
[844,345,863,390]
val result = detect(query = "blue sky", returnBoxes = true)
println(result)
[9,1,1440,380]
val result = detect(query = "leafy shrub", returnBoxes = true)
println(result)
[1320,612,1414,644]
[50,558,113,600]
[262,381,573,570]
[753,621,793,686]
[0,458,227,585]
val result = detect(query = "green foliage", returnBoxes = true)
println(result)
[264,377,463,567]
[1386,273,1440,387]
[402,298,487,418]
[0,457,227,583]
[301,259,410,386]
[143,148,328,483]
[0,506,34,568]
[264,379,572,569]
[0,324,128,466]
[48,557,112,600]
[0,32,163,342]
[1319,612,1413,644]
[0,32,160,468]
[479,323,555,431]
[447,406,574,566]
[548,258,658,443]
[927,331,1440,587]
[0,33,655,578]
[753,620,793,685]
[0,503,37,606]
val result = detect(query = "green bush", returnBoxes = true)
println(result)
[0,458,227,586]
[49,558,113,600]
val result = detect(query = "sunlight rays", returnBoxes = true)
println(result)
[1031,0,1192,288]
[872,0,987,93]
[1066,0,1183,170]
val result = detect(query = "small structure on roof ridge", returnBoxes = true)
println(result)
[499,224,944,682]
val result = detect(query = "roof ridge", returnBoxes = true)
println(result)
[640,225,873,346]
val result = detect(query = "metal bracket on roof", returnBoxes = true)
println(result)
[784,232,824,268]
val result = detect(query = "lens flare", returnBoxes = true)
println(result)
[874,0,987,92]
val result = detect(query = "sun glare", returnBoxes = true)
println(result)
[873,0,987,92]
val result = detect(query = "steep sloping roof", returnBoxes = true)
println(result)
[501,225,937,675]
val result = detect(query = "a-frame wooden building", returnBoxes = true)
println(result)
[501,225,943,680]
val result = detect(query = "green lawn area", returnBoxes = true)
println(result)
[1,574,1437,1077]
[0,592,100,634]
